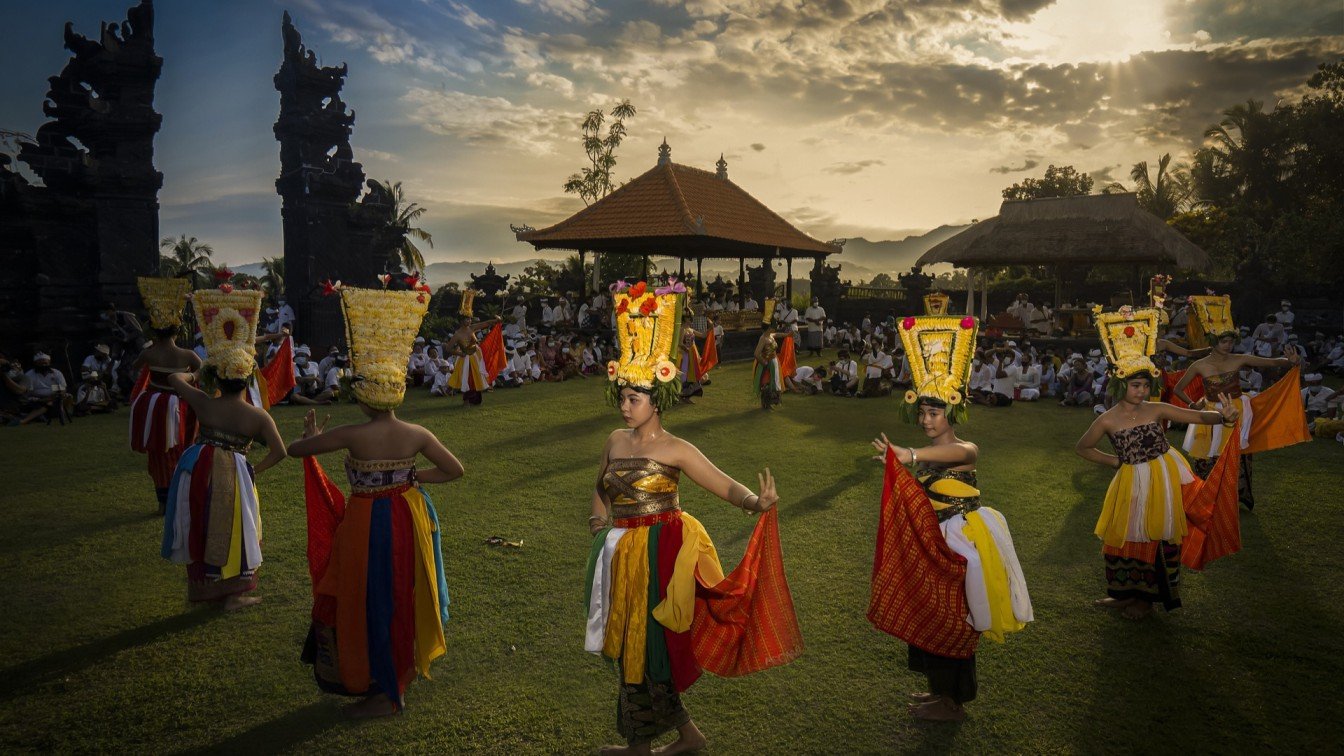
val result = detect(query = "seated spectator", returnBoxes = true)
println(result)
[743,295,759,312]
[1302,373,1337,420]
[829,350,859,396]
[75,371,114,416]
[976,347,1020,407]
[0,353,36,425]
[1016,353,1042,401]
[429,360,455,396]
[24,352,70,424]
[968,351,994,404]
[324,355,350,402]
[291,345,333,405]
[82,343,113,382]
[860,342,893,398]
[1059,357,1095,406]
[1240,366,1264,394]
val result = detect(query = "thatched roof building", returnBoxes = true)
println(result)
[917,192,1209,271]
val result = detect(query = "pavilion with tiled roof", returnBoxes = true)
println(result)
[514,140,842,301]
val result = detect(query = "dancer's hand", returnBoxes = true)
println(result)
[754,468,778,512]
[871,432,892,461]
[302,409,329,439]
[1216,393,1239,424]
[1283,345,1301,365]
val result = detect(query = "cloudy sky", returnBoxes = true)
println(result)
[3,0,1341,267]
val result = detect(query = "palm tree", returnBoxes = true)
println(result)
[371,180,433,274]
[1130,153,1193,220]
[159,235,215,288]
[1192,99,1292,213]
[260,256,285,300]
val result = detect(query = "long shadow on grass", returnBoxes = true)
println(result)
[715,458,876,549]
[176,699,342,755]
[1036,469,1109,565]
[0,609,220,700]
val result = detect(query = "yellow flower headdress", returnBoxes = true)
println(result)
[340,287,431,410]
[1093,304,1160,380]
[896,315,978,423]
[1186,294,1235,349]
[923,292,951,316]
[192,288,263,380]
[137,277,191,330]
[605,281,683,412]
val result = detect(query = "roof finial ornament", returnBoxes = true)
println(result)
[715,153,728,179]
[657,137,671,166]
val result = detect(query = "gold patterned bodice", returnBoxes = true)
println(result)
[760,340,777,361]
[1203,370,1242,399]
[602,457,681,521]
[345,456,417,494]
[915,465,981,523]
[199,426,253,454]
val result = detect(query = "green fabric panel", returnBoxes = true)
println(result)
[584,526,611,609]
[645,523,672,683]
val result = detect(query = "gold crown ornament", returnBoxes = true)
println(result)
[923,292,951,316]
[1186,294,1235,349]
[1148,274,1172,326]
[761,297,777,326]
[137,277,192,330]
[605,280,684,412]
[459,288,479,317]
[896,315,978,423]
[340,287,431,410]
[193,287,263,380]
[1093,305,1160,380]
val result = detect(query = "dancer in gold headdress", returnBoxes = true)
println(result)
[289,286,462,718]
[1075,306,1243,620]
[131,277,200,515]
[869,315,1032,721]
[161,286,286,609]
[1173,295,1307,510]
[587,280,802,754]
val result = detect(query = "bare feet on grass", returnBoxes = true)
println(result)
[222,595,261,611]
[909,692,939,703]
[1092,597,1133,609]
[909,696,966,722]
[598,744,650,755]
[344,694,398,719]
[1121,602,1153,620]
[653,722,707,754]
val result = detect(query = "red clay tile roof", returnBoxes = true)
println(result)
[517,161,840,258]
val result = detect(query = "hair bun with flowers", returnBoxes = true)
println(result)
[605,280,684,413]
[896,315,978,424]
[339,286,431,410]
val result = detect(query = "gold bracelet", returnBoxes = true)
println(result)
[909,447,918,465]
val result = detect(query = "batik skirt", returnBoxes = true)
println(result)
[161,444,262,601]
[130,388,195,488]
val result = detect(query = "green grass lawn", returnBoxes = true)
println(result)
[2,357,1341,754]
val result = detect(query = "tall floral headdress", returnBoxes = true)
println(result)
[1186,294,1235,349]
[605,280,684,412]
[922,292,950,316]
[340,287,431,410]
[1094,305,1160,380]
[192,286,263,380]
[896,315,978,424]
[137,277,192,330]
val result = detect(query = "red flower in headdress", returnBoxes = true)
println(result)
[214,268,234,281]
[321,279,341,297]
[639,297,658,315]
[629,281,647,298]
[417,293,427,304]
[219,284,234,294]
[403,274,420,288]
[1124,326,1136,337]
[960,316,975,329]
[616,299,630,315]
[902,316,916,330]
[378,274,392,287]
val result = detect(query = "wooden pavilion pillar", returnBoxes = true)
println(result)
[696,258,703,297]
[579,249,587,300]
[786,256,794,301]
[738,257,746,307]
[679,256,685,280]
[965,266,975,316]
[980,269,988,318]
[642,254,649,280]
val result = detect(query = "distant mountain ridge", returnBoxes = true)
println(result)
[226,225,971,289]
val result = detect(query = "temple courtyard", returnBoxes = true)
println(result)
[1,357,1339,753]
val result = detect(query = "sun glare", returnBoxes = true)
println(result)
[1002,0,1176,64]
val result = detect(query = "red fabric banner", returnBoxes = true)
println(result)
[481,323,508,383]
[1181,432,1242,571]
[868,447,980,659]
[697,328,719,382]
[304,456,347,623]
[690,508,804,678]
[260,337,296,408]
[130,366,150,401]
[777,335,797,382]
[1163,369,1204,408]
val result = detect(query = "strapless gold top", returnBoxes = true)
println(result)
[602,457,681,521]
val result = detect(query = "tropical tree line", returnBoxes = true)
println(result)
[999,58,1344,289]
